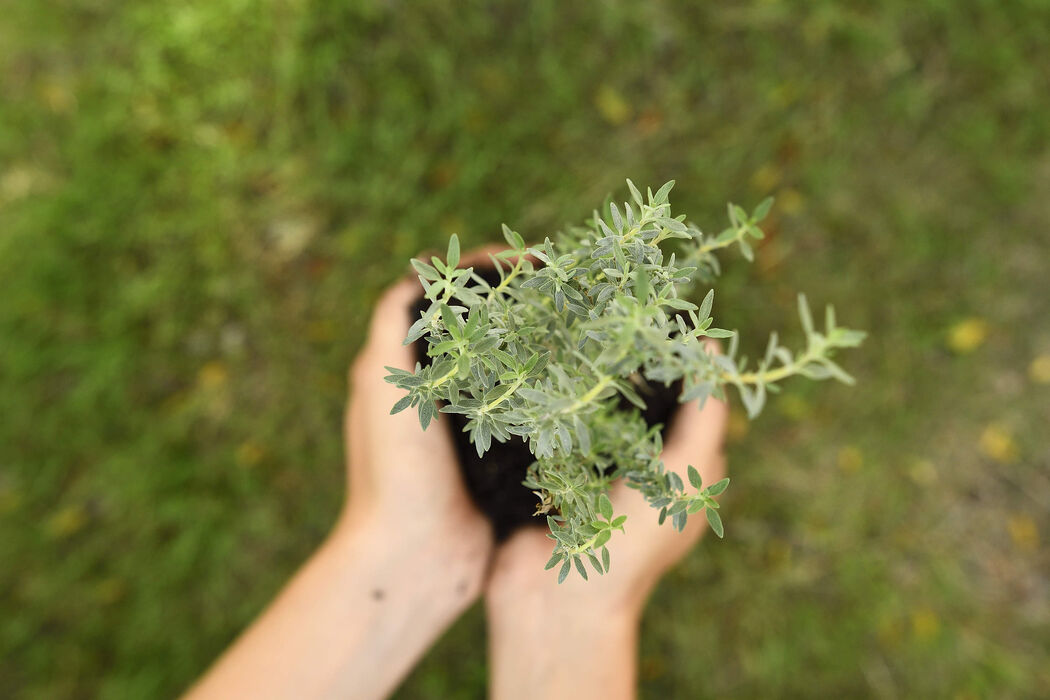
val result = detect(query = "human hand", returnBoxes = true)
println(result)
[186,274,495,700]
[340,275,493,599]
[485,387,728,699]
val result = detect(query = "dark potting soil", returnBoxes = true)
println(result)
[410,269,681,541]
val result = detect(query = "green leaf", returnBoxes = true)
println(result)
[698,289,714,323]
[439,304,459,334]
[558,558,571,584]
[418,401,435,431]
[601,546,611,572]
[703,328,735,339]
[706,477,730,496]
[753,196,774,222]
[687,465,702,490]
[626,179,643,206]
[573,555,589,581]
[706,508,724,538]
[662,297,696,311]
[798,293,814,337]
[447,234,460,268]
[544,553,563,570]
[611,515,627,529]
[633,267,651,301]
[390,395,413,415]
[501,224,525,250]
[654,180,675,204]
[411,259,441,281]
[615,380,647,410]
[598,493,613,520]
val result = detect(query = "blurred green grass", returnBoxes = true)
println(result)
[2,1,1049,697]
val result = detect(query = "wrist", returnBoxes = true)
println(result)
[487,593,640,700]
[330,509,489,614]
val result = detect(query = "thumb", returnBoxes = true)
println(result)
[661,342,729,483]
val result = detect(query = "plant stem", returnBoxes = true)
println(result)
[489,255,524,298]
[484,375,526,412]
[727,346,820,385]
[571,375,613,411]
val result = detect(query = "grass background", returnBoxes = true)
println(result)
[2,0,1049,697]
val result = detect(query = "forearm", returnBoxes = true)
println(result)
[487,597,641,700]
[185,521,482,700]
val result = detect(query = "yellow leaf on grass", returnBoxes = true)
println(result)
[750,163,782,192]
[594,85,631,126]
[911,608,940,641]
[946,318,988,354]
[727,410,749,443]
[1029,354,1050,384]
[236,441,265,468]
[0,486,21,513]
[197,361,229,390]
[1007,514,1039,552]
[837,445,864,473]
[46,505,88,539]
[907,459,938,486]
[93,578,127,605]
[778,188,805,215]
[979,423,1018,464]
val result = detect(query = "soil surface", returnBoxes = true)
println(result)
[410,269,681,541]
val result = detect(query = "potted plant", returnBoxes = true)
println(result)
[386,181,864,582]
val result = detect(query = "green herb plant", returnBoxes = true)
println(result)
[385,181,865,583]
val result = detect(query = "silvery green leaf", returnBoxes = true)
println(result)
[446,234,460,268]
[654,180,675,204]
[558,558,571,584]
[688,464,702,489]
[753,196,774,221]
[573,556,588,581]
[418,400,435,430]
[822,359,856,385]
[411,259,441,281]
[798,293,814,337]
[706,508,724,538]
[626,179,643,206]
[610,202,623,232]
[662,297,696,311]
[698,289,714,324]
[390,395,414,414]
[706,477,730,496]
[574,415,591,454]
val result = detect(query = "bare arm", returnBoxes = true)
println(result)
[486,374,728,700]
[184,278,493,700]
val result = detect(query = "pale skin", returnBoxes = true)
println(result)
[185,249,728,700]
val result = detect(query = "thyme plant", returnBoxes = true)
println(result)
[386,181,864,582]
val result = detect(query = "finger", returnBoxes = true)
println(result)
[661,339,728,475]
[661,392,729,476]
[360,276,423,364]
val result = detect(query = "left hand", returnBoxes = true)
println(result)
[341,275,493,591]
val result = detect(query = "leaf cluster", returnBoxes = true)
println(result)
[385,181,865,581]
